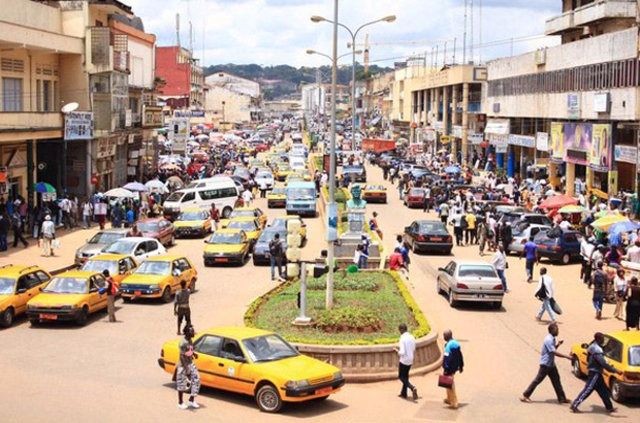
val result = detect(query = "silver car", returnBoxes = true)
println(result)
[507,223,551,255]
[437,260,505,309]
[74,229,129,265]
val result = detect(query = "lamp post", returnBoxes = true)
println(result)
[311,14,395,151]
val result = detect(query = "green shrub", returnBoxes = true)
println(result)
[315,306,381,332]
[307,272,379,291]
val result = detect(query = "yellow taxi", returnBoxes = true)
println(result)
[275,165,293,182]
[270,216,307,241]
[361,184,388,204]
[173,208,212,238]
[80,254,137,289]
[571,331,640,402]
[157,326,344,413]
[220,206,267,229]
[26,270,108,326]
[285,173,305,184]
[267,187,287,208]
[226,217,263,244]
[203,228,251,266]
[119,255,197,303]
[0,264,51,328]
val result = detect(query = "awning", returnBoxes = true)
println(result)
[484,118,510,135]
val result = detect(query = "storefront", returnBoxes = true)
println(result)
[613,144,637,193]
[484,118,510,170]
[0,142,32,203]
[506,134,536,178]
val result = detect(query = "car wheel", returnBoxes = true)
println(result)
[256,384,282,413]
[448,290,457,308]
[169,235,175,247]
[161,287,172,303]
[189,279,196,293]
[1,307,14,328]
[29,317,39,326]
[75,306,89,326]
[561,253,571,265]
[222,206,232,219]
[610,378,624,403]
[122,296,132,303]
[571,356,584,378]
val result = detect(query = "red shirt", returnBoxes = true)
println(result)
[389,252,404,270]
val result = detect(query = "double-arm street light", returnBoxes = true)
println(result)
[311,14,396,150]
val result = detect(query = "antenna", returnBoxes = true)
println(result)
[453,37,457,64]
[470,0,474,64]
[176,13,180,47]
[479,0,483,64]
[463,0,467,64]
[443,40,448,66]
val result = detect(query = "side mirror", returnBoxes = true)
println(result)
[135,249,144,255]
[437,267,445,272]
[233,356,246,363]
[404,226,411,233]
[17,288,27,294]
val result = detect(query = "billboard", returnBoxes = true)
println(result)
[169,117,189,152]
[591,124,612,172]
[64,111,94,140]
[549,122,611,171]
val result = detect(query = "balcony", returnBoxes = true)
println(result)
[0,112,62,131]
[545,0,636,35]
[86,27,130,74]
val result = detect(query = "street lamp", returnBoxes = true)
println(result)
[311,14,396,150]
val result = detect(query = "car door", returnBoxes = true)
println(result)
[443,261,457,292]
[193,334,224,387]
[563,233,580,256]
[215,338,254,394]
[404,222,416,244]
[89,275,108,312]
[14,275,34,314]
[602,335,624,384]
[144,240,159,259]
[32,271,50,299]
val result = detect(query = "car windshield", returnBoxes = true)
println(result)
[287,188,315,200]
[178,211,205,221]
[629,346,640,366]
[418,222,448,235]
[88,232,124,244]
[242,334,299,362]
[458,265,497,278]
[135,261,170,275]
[259,229,286,242]
[409,189,424,196]
[103,241,135,254]
[0,278,16,294]
[365,185,384,191]
[165,192,183,202]
[137,222,160,232]
[209,232,243,244]
[230,210,255,218]
[228,220,257,230]
[81,260,118,275]
[272,218,299,229]
[43,277,87,294]
[257,172,272,179]
[270,188,285,195]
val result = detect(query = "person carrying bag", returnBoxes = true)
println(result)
[440,330,464,409]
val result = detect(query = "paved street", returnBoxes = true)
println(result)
[1,163,639,423]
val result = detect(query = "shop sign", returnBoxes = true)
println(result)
[567,93,580,119]
[174,109,205,118]
[536,132,549,152]
[508,134,535,148]
[594,92,610,113]
[424,129,436,142]
[143,106,163,128]
[169,117,189,152]
[125,109,132,127]
[613,145,638,164]
[64,111,94,140]
[590,124,612,172]
[484,118,510,135]
[489,133,508,153]
[564,122,591,166]
[452,125,463,138]
[469,133,484,145]
[433,121,445,133]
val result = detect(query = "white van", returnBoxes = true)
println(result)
[163,178,239,219]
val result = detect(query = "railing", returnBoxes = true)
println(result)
[0,112,62,130]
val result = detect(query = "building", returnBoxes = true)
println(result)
[204,72,262,126]
[301,83,325,117]
[485,0,640,195]
[362,71,394,130]
[155,46,204,110]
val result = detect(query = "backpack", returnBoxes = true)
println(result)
[269,239,282,256]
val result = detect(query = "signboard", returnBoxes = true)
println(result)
[484,118,510,135]
[64,111,94,140]
[452,125,463,138]
[536,132,549,152]
[489,134,508,153]
[143,105,163,128]
[174,109,205,118]
[564,122,591,166]
[169,117,189,152]
[613,145,638,164]
[567,93,580,119]
[550,122,564,161]
[508,134,536,148]
[590,124,612,172]
[469,133,484,145]
[433,121,445,132]
[550,122,611,171]
[125,109,132,127]
[424,129,436,142]
[594,92,610,113]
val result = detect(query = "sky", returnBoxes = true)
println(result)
[128,0,561,68]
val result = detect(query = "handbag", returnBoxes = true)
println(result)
[549,297,563,315]
[52,239,61,249]
[534,277,548,301]
[438,374,454,389]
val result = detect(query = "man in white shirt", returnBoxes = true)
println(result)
[241,188,253,206]
[626,240,640,263]
[580,237,595,284]
[395,323,418,400]
[535,267,556,322]
[40,215,56,257]
[492,245,509,292]
[558,218,572,230]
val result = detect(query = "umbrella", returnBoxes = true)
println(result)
[591,214,627,230]
[123,182,148,192]
[444,166,461,173]
[34,182,56,193]
[145,179,168,193]
[539,194,577,210]
[558,205,586,214]
[594,210,620,219]
[609,220,640,235]
[161,163,180,171]
[166,176,185,189]
[104,188,135,198]
[195,134,209,141]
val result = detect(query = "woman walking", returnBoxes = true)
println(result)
[176,325,201,410]
[626,277,640,330]
[613,268,627,320]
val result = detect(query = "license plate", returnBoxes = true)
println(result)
[315,386,332,395]
[134,290,142,296]
[431,237,442,241]
[476,294,485,298]
[39,313,57,320]
[215,258,229,262]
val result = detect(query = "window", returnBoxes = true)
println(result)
[200,189,218,201]
[195,335,223,357]
[603,337,623,363]
[35,271,50,283]
[43,80,51,111]
[221,338,244,360]
[36,79,42,111]
[3,77,22,111]
[145,241,158,252]
[181,192,195,202]
[91,275,106,289]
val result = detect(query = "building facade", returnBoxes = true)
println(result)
[155,46,203,110]
[204,72,262,126]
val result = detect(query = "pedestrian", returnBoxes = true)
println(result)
[10,210,28,248]
[501,221,513,253]
[442,329,464,409]
[465,209,477,245]
[359,234,370,269]
[242,188,253,207]
[395,323,418,400]
[0,213,8,251]
[40,215,55,257]
[353,244,364,269]
[176,325,201,410]
[625,277,640,330]
[369,211,383,240]
[591,261,607,320]
[570,332,622,413]
[127,223,143,237]
[401,241,411,275]
[174,280,191,335]
[478,220,487,256]
[438,201,450,225]
[449,212,464,247]
[491,245,509,292]
[520,322,571,404]
[103,269,117,322]
[521,236,538,283]
[422,186,431,213]
[210,204,220,231]
[268,232,285,281]
[535,267,556,322]
[82,199,92,229]
[125,207,135,228]
[258,178,268,198]
[389,247,404,271]
[613,268,627,320]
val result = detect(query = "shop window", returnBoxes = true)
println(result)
[43,80,52,112]
[3,77,23,111]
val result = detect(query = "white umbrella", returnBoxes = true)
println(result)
[104,188,135,198]
[123,181,148,192]
[145,179,168,193]
[195,134,209,141]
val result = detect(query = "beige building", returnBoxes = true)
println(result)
[204,72,261,127]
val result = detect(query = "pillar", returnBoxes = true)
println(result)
[423,89,428,125]
[443,86,451,156]
[461,83,469,166]
[27,140,35,209]
[507,147,516,177]
[585,166,593,193]
[566,162,576,196]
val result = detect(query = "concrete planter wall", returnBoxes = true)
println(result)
[294,332,442,383]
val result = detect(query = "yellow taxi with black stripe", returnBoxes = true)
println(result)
[119,255,197,303]
[80,254,137,289]
[26,270,108,326]
[267,187,287,208]
[173,208,212,238]
[157,326,344,413]
[203,229,251,266]
[0,264,51,328]
[219,206,267,229]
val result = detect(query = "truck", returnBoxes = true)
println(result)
[285,181,317,217]
[362,138,396,153]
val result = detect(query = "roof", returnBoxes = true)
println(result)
[86,254,131,261]
[145,254,187,262]
[113,237,156,242]
[213,228,245,234]
[0,264,45,278]
[451,260,494,267]
[606,330,640,344]
[228,216,259,222]
[201,326,273,340]
[98,228,130,234]
[55,270,100,278]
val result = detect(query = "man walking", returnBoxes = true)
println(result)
[103,269,117,322]
[491,245,509,292]
[174,280,191,335]
[0,213,8,251]
[535,267,556,322]
[40,215,55,257]
[442,329,464,409]
[269,232,285,281]
[521,236,538,283]
[591,261,607,320]
[11,210,28,248]
[395,323,418,400]
[176,325,201,410]
[520,322,571,404]
[571,332,622,413]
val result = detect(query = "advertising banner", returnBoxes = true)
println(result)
[613,144,638,164]
[590,124,612,172]
[64,111,94,140]
[563,122,591,166]
[536,132,549,152]
[550,123,564,162]
[169,117,189,152]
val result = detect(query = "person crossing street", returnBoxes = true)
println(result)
[395,323,418,401]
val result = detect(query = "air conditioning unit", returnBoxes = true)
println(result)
[535,48,546,65]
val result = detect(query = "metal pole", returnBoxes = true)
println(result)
[326,0,339,309]
[463,0,468,64]
[294,262,311,324]
[351,33,357,151]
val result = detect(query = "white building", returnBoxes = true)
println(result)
[205,72,260,98]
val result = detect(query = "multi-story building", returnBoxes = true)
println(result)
[204,72,262,126]
[155,46,203,110]
[362,71,394,130]
[485,0,640,195]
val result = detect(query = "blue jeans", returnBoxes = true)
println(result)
[270,255,283,280]
[592,295,604,312]
[358,255,368,269]
[525,259,535,280]
[0,233,7,251]
[496,269,507,291]
[537,298,556,321]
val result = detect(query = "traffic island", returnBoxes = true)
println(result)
[245,270,441,382]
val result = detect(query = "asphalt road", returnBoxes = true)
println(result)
[1,162,639,422]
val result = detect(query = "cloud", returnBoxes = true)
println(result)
[125,0,562,67]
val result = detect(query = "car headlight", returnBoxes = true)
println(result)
[333,371,343,380]
[61,305,76,310]
[285,380,310,389]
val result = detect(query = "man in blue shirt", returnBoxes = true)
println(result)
[442,330,464,409]
[521,236,538,282]
[520,323,571,404]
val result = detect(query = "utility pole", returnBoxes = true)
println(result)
[326,0,338,309]
[453,37,457,65]
[463,0,468,64]
[176,13,180,47]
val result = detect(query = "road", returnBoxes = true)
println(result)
[0,162,639,422]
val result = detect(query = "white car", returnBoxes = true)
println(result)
[436,260,505,309]
[255,170,275,189]
[507,223,551,255]
[101,237,166,262]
